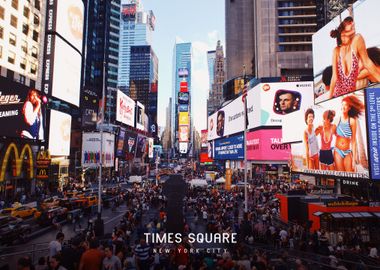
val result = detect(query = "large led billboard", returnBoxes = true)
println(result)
[135,135,147,158]
[179,142,188,154]
[247,129,291,161]
[178,68,189,77]
[136,101,145,131]
[313,0,380,104]
[289,90,368,179]
[214,133,244,160]
[179,126,189,142]
[178,92,189,104]
[49,110,71,156]
[116,127,126,157]
[366,87,380,180]
[180,81,188,93]
[82,132,115,168]
[116,90,135,127]
[51,36,81,106]
[122,4,136,21]
[56,0,84,52]
[178,104,189,112]
[179,112,189,125]
[0,77,45,140]
[124,131,137,156]
[201,130,208,147]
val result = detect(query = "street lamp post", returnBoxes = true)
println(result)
[242,66,248,213]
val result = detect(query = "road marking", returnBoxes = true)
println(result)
[104,212,125,225]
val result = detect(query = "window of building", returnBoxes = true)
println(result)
[32,30,38,42]
[12,0,18,10]
[9,33,16,46]
[30,63,37,74]
[0,6,4,20]
[19,75,25,84]
[10,15,17,28]
[21,40,27,53]
[22,24,29,35]
[24,7,30,18]
[33,14,39,25]
[34,0,40,11]
[0,26,3,39]
[7,69,14,80]
[31,46,37,58]
[8,51,16,64]
[20,58,27,70]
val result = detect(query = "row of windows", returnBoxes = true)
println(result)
[0,46,37,74]
[0,27,39,58]
[0,5,40,24]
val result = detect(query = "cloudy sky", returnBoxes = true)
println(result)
[142,0,225,133]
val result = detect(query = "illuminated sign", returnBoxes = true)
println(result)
[0,143,34,182]
[180,81,188,93]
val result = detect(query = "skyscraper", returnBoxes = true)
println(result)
[129,45,158,136]
[207,50,216,90]
[82,0,121,122]
[171,42,192,157]
[118,0,155,94]
[207,40,226,115]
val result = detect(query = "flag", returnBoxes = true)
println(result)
[241,83,248,103]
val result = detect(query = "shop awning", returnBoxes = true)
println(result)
[313,211,324,217]
[331,212,373,219]
[373,212,380,218]
[331,213,345,218]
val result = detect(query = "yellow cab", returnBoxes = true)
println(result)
[11,206,38,218]
[86,196,98,207]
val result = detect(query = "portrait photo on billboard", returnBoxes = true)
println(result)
[0,77,46,140]
[135,136,147,158]
[290,90,368,179]
[216,110,225,137]
[178,92,189,104]
[273,89,301,115]
[124,131,137,155]
[313,0,380,104]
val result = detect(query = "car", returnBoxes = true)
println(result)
[86,196,98,207]
[41,197,61,210]
[0,208,15,216]
[10,206,38,218]
[0,216,32,245]
[34,206,68,226]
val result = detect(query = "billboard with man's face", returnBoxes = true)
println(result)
[289,90,369,179]
[313,0,380,104]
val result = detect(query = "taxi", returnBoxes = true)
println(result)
[10,206,38,218]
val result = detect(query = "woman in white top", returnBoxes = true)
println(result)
[304,109,320,169]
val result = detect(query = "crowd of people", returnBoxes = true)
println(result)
[7,172,380,270]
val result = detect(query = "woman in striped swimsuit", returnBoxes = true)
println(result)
[334,95,364,172]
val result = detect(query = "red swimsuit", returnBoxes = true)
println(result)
[334,51,359,97]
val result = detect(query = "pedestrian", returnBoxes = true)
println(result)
[134,238,151,270]
[79,239,104,270]
[102,246,122,270]
[49,255,67,270]
[73,214,82,232]
[49,232,65,259]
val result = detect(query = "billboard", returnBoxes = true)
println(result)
[214,133,244,160]
[116,127,126,157]
[313,0,380,103]
[179,126,189,142]
[247,129,291,161]
[135,135,147,158]
[201,130,208,147]
[56,0,84,52]
[178,68,189,77]
[178,104,188,112]
[366,87,380,180]
[116,90,135,127]
[82,132,115,168]
[0,77,45,140]
[51,36,81,106]
[48,110,72,156]
[180,81,188,93]
[179,112,189,125]
[289,90,369,179]
[136,101,145,131]
[148,138,154,158]
[247,81,314,130]
[207,96,246,141]
[178,92,189,104]
[124,131,137,156]
[122,4,136,21]
[179,142,188,154]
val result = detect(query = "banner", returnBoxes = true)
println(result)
[116,127,126,157]
[82,132,115,167]
[366,87,380,180]
[290,90,368,179]
[313,0,380,104]
[201,130,208,147]
[148,138,154,158]
[247,129,291,161]
[135,135,147,158]
[214,133,244,160]
[136,101,145,131]
[116,90,135,127]
[0,77,45,140]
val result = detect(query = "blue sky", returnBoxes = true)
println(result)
[142,0,225,133]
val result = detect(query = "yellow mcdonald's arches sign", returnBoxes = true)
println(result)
[0,143,34,182]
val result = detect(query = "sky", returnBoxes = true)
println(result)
[141,0,225,133]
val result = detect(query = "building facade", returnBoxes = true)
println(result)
[171,42,192,157]
[82,0,120,122]
[118,0,155,94]
[207,40,226,115]
[129,45,158,136]
[0,0,45,88]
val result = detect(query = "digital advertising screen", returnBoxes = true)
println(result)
[116,90,135,127]
[201,130,208,147]
[122,4,136,21]
[179,126,189,142]
[148,138,154,158]
[116,127,126,157]
[180,81,188,93]
[82,132,115,168]
[135,135,147,158]
[52,36,81,106]
[136,101,145,131]
[178,92,189,104]
[178,104,189,112]
[179,112,189,125]
[56,0,84,52]
[124,131,137,156]
[290,90,369,179]
[178,68,189,77]
[366,87,380,180]
[0,77,46,140]
[48,110,72,156]
[247,81,314,130]
[247,129,291,161]
[179,142,188,154]
[312,0,380,104]
[214,133,244,160]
